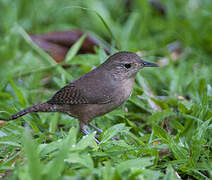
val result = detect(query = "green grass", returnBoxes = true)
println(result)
[0,0,212,179]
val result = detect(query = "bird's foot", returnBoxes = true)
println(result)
[89,123,119,141]
[80,122,100,144]
[80,122,119,144]
[89,123,103,133]
[111,136,120,141]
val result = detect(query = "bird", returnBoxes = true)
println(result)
[11,51,158,139]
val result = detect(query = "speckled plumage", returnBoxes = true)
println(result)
[11,51,158,137]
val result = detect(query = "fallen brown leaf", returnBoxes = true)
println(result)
[158,148,169,156]
[30,30,110,62]
[0,120,8,127]
[30,35,69,62]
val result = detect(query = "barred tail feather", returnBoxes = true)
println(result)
[11,102,55,120]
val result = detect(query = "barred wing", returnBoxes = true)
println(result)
[47,84,88,105]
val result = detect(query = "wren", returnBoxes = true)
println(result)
[11,52,158,139]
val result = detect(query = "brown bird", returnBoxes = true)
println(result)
[11,51,158,139]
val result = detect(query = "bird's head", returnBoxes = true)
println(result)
[102,51,159,79]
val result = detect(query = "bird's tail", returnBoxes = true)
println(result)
[11,102,57,120]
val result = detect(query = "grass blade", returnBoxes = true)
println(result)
[23,128,42,180]
[65,34,86,63]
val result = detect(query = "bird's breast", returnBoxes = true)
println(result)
[113,77,135,104]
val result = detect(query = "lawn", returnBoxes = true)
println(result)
[0,0,211,179]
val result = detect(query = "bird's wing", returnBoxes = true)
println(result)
[47,84,112,105]
[47,84,89,105]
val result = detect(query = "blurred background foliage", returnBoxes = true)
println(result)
[0,0,211,179]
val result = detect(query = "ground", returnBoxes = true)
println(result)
[0,0,211,179]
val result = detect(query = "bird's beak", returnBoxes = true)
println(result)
[142,60,159,67]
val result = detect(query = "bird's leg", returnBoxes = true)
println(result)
[79,121,91,136]
[89,123,103,133]
[89,122,119,141]
[80,121,100,144]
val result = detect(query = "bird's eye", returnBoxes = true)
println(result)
[124,63,131,69]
